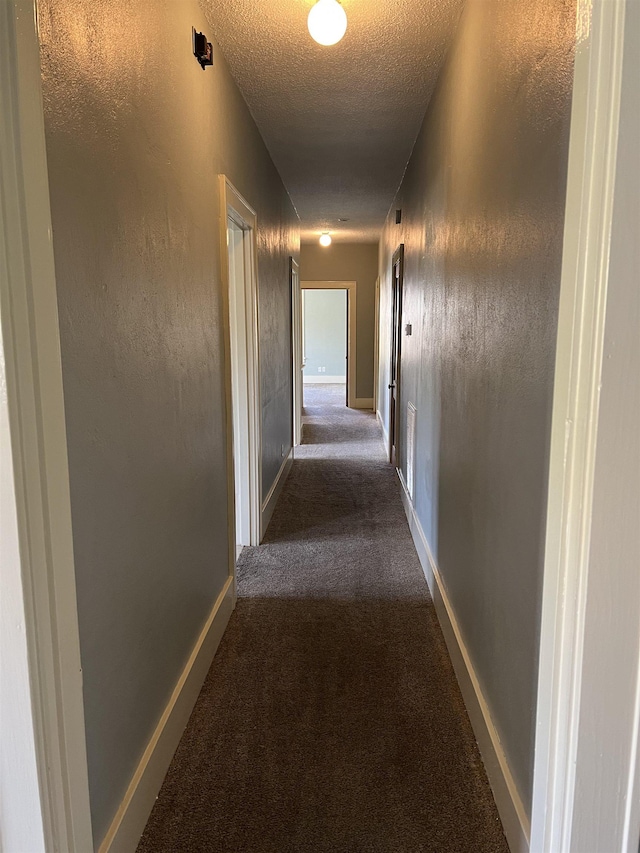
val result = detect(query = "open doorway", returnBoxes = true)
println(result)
[302,287,347,407]
[219,177,262,554]
[297,280,357,421]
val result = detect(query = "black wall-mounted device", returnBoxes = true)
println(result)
[193,28,213,69]
[395,209,402,224]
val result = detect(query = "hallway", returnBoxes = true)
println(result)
[137,386,508,852]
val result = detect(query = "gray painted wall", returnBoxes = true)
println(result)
[300,243,378,399]
[377,0,576,813]
[303,290,347,381]
[38,0,298,843]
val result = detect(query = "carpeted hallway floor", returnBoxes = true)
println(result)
[137,384,508,852]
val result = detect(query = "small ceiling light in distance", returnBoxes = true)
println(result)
[308,0,347,47]
[319,232,332,247]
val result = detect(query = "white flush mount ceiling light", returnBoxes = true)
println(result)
[319,232,332,247]
[308,0,347,46]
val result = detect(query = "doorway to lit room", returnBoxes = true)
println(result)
[302,287,347,407]
[296,280,357,428]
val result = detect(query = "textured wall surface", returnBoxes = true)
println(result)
[38,0,298,843]
[377,0,576,811]
[301,243,378,399]
[201,0,463,241]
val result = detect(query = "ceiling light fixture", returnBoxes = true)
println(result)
[308,0,347,46]
[319,232,332,247]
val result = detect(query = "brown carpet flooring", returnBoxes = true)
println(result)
[137,385,508,852]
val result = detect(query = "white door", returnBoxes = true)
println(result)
[227,217,253,548]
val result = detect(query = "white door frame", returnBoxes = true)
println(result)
[300,280,357,408]
[373,276,380,417]
[531,0,639,850]
[0,1,93,849]
[219,176,262,550]
[290,258,303,447]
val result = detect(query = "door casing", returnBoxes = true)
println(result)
[300,280,357,408]
[389,245,404,467]
[290,258,303,447]
[219,176,262,553]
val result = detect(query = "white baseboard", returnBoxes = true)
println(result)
[397,473,530,853]
[261,448,293,539]
[98,575,235,853]
[353,397,374,410]
[303,375,346,384]
[377,409,389,455]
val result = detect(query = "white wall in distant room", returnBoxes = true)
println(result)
[303,289,347,384]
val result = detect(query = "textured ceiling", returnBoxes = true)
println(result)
[200,0,463,242]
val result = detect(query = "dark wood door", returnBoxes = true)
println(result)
[389,245,404,466]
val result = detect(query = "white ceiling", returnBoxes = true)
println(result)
[201,0,463,243]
